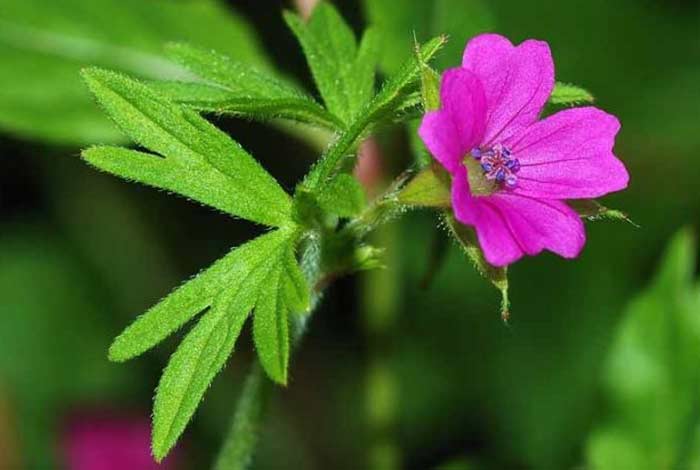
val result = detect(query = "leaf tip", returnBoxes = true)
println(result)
[276,372,289,387]
[80,66,112,85]
[281,9,300,25]
[107,337,131,363]
[151,441,168,464]
[80,145,99,161]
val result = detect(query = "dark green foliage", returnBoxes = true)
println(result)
[0,0,270,144]
[587,229,700,469]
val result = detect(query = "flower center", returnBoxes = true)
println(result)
[464,144,520,196]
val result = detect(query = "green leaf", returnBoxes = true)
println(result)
[569,199,638,226]
[284,3,380,124]
[253,243,310,384]
[213,363,271,470]
[81,68,291,226]
[153,295,249,462]
[156,43,342,130]
[317,174,367,218]
[399,165,451,208]
[151,229,293,462]
[280,245,311,314]
[549,82,595,106]
[254,264,290,385]
[444,214,510,321]
[393,91,423,116]
[586,229,700,470]
[419,60,441,112]
[0,0,271,144]
[354,27,382,112]
[291,188,327,230]
[303,35,447,192]
[108,230,292,362]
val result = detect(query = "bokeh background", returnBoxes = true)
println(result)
[1,0,699,469]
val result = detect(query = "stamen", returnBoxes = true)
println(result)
[470,144,520,190]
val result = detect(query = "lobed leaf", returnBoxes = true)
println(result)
[303,35,447,192]
[280,245,311,315]
[253,264,290,385]
[151,229,294,461]
[158,44,341,129]
[354,28,382,113]
[283,3,380,124]
[108,230,292,362]
[549,82,595,106]
[253,243,310,384]
[81,68,291,226]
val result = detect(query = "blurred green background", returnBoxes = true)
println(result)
[0,0,698,469]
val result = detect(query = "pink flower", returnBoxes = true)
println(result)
[62,411,180,470]
[419,34,629,266]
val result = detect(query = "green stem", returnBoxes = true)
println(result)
[213,362,271,470]
[302,36,446,193]
[212,169,406,470]
[213,237,322,470]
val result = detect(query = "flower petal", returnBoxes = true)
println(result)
[507,107,629,199]
[462,34,554,145]
[484,193,586,262]
[451,169,523,266]
[418,68,486,172]
[452,173,586,266]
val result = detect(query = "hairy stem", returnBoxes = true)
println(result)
[213,363,271,470]
[213,143,407,469]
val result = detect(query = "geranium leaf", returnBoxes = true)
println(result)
[283,3,379,124]
[151,229,293,462]
[280,246,311,314]
[81,68,291,226]
[303,35,446,192]
[253,264,289,385]
[253,243,310,384]
[354,27,382,111]
[108,230,292,362]
[157,44,342,129]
